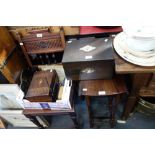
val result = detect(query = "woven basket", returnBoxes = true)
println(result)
[137,97,155,116]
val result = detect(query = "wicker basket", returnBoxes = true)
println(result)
[137,97,155,116]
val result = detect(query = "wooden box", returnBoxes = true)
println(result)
[23,64,74,110]
[62,37,114,80]
[25,70,59,102]
[22,29,65,55]
[17,29,65,67]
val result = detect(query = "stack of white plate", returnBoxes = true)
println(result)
[113,26,155,66]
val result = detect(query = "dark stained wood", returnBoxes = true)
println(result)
[62,37,114,80]
[26,70,59,102]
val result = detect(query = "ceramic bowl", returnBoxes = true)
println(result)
[126,36,155,52]
[123,26,155,52]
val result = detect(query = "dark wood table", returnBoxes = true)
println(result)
[114,53,155,120]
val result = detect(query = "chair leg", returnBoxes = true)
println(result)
[85,96,93,128]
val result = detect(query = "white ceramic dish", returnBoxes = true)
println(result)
[113,32,155,67]
[123,26,155,38]
[126,36,155,52]
[116,32,155,58]
[122,26,155,52]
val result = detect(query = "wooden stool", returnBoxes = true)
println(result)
[79,76,128,128]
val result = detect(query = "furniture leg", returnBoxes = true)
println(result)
[108,96,114,128]
[70,113,79,129]
[111,95,121,128]
[85,96,92,128]
[121,96,137,120]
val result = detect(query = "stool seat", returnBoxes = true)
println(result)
[78,76,128,128]
[79,76,127,96]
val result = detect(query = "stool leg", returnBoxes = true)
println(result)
[112,95,121,128]
[70,113,79,129]
[109,95,121,128]
[85,96,92,128]
[108,96,114,128]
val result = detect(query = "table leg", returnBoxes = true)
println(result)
[121,73,151,120]
[121,96,137,120]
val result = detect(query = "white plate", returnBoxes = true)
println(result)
[113,33,155,66]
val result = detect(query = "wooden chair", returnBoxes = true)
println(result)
[79,76,128,128]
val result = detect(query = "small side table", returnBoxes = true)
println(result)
[79,76,128,128]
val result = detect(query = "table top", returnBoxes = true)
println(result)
[114,52,155,74]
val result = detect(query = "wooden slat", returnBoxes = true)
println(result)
[23,109,75,116]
